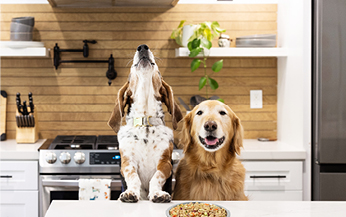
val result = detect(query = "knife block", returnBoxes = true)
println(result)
[16,106,39,144]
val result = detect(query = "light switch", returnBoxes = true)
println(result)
[250,90,263,109]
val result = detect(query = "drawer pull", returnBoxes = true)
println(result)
[250,175,286,179]
[0,175,13,178]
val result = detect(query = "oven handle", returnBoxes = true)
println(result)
[42,179,122,187]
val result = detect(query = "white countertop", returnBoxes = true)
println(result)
[239,139,306,160]
[0,139,305,161]
[45,200,346,217]
[0,139,46,160]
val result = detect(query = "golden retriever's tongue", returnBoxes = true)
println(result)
[205,137,218,145]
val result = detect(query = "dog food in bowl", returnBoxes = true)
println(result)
[167,202,229,217]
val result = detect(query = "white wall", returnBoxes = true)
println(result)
[277,0,311,201]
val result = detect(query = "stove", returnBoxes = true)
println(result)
[39,135,121,174]
[39,135,122,217]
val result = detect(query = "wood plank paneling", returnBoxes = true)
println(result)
[0,4,278,140]
[0,4,277,13]
[1,21,277,31]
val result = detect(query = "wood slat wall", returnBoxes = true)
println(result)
[0,4,277,142]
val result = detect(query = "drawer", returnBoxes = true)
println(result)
[242,161,302,191]
[0,161,38,190]
[0,191,38,217]
[245,190,303,201]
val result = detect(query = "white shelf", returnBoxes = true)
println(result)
[175,47,288,57]
[0,47,50,57]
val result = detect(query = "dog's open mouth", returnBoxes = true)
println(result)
[199,136,225,149]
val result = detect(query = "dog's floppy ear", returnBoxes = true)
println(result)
[107,81,131,133]
[160,79,183,130]
[179,111,193,153]
[230,115,244,155]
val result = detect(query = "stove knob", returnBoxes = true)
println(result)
[59,152,71,164]
[45,152,57,164]
[74,152,85,164]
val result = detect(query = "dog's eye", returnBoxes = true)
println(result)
[196,110,203,115]
[219,111,226,115]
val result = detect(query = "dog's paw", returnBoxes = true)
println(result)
[119,190,139,203]
[149,191,171,203]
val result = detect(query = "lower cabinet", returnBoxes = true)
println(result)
[0,191,38,217]
[0,161,38,217]
[242,161,303,201]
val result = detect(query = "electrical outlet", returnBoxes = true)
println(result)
[250,90,263,109]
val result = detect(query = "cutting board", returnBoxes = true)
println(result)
[1,90,7,141]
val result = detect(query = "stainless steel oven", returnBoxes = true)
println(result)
[39,175,122,217]
[39,136,123,217]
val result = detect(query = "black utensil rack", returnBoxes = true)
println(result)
[53,40,117,86]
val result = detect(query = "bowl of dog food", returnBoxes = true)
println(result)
[166,202,230,217]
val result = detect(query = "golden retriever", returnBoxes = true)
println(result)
[173,100,248,201]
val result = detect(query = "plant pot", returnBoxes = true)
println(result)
[182,25,197,47]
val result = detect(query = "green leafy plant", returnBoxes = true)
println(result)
[185,21,226,102]
[170,20,188,46]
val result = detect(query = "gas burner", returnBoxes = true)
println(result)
[49,135,97,150]
[96,135,119,150]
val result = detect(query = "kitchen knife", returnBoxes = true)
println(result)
[19,116,23,128]
[178,97,190,111]
[24,115,28,127]
[16,93,23,115]
[30,115,35,127]
[27,115,31,127]
[22,101,28,116]
[16,116,20,128]
[28,92,34,114]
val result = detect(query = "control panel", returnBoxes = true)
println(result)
[90,152,121,165]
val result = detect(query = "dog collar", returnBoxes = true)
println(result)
[132,116,161,127]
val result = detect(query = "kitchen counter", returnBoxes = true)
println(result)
[0,139,306,161]
[45,200,346,217]
[174,139,306,161]
[239,139,306,160]
[0,139,46,160]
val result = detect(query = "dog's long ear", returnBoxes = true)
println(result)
[107,81,130,133]
[160,79,183,130]
[230,115,244,155]
[180,111,193,153]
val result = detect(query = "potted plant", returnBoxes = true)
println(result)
[170,20,196,47]
[171,21,226,105]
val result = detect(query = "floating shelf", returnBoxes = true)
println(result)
[0,41,50,57]
[0,47,50,57]
[175,47,288,58]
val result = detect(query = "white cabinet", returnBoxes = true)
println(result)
[0,161,38,190]
[242,161,303,201]
[0,161,38,217]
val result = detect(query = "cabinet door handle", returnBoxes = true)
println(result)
[0,175,13,178]
[250,175,286,179]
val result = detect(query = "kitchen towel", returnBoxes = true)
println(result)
[79,179,111,200]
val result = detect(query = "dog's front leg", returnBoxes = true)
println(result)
[119,158,141,203]
[148,146,173,203]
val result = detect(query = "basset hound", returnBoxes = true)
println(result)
[108,44,183,203]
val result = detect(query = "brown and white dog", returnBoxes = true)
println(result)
[173,100,248,201]
[108,44,182,203]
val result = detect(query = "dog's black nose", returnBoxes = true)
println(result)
[137,44,149,52]
[204,121,217,132]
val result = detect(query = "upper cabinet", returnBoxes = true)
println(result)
[47,0,179,7]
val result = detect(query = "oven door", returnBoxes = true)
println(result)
[39,175,122,217]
